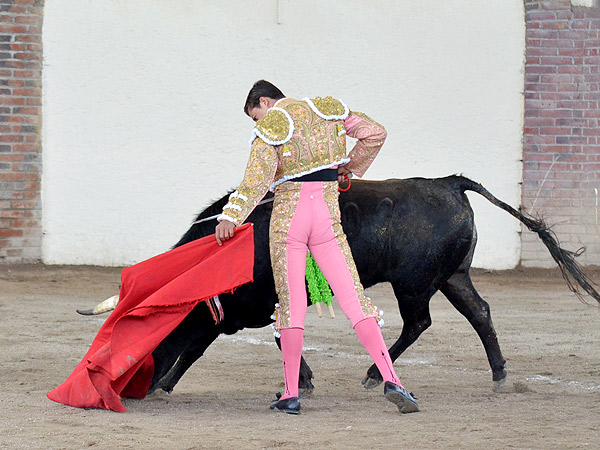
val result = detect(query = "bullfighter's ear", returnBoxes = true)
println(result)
[341,202,361,235]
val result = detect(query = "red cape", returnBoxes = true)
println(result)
[47,223,254,412]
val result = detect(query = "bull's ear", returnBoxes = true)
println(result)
[376,198,394,219]
[341,202,360,236]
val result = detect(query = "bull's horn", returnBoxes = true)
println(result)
[76,295,119,316]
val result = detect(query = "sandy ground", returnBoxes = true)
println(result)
[1,264,599,450]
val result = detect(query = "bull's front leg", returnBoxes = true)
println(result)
[149,305,219,394]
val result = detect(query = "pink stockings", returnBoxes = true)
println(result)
[354,317,400,386]
[280,319,401,400]
[275,182,401,400]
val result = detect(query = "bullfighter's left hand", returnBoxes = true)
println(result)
[215,220,236,246]
[337,166,352,184]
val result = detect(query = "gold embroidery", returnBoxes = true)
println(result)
[269,183,302,328]
[269,99,348,189]
[223,137,278,224]
[310,96,347,117]
[255,108,293,143]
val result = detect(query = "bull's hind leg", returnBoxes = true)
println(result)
[440,271,507,391]
[362,285,433,389]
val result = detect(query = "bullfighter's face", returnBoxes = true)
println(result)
[247,97,275,122]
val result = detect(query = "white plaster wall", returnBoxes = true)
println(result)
[571,0,599,7]
[42,0,525,268]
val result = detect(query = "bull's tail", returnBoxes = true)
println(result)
[456,176,600,305]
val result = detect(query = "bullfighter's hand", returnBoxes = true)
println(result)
[215,220,236,246]
[338,166,352,184]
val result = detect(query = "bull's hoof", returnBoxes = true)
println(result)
[298,387,313,398]
[361,373,384,390]
[493,368,508,392]
[145,389,171,400]
[493,376,507,392]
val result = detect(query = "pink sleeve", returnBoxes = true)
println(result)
[342,111,387,178]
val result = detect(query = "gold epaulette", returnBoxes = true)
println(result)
[304,96,349,120]
[252,107,294,146]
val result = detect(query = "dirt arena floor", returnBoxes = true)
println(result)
[1,264,599,449]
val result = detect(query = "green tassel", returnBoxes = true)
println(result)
[305,252,333,306]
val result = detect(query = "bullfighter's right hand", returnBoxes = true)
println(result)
[215,220,236,246]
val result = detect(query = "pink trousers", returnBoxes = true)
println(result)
[269,181,378,330]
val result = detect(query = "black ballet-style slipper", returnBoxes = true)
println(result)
[270,396,300,414]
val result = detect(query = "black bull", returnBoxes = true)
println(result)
[140,175,599,395]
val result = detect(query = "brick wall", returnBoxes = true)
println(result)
[0,0,42,263]
[523,0,600,267]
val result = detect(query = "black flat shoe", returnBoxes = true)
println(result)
[384,382,419,413]
[270,396,300,414]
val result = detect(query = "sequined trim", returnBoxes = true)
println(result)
[270,303,282,337]
[269,186,302,328]
[250,107,294,148]
[303,96,349,120]
[216,213,238,223]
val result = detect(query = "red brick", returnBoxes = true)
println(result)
[12,69,39,78]
[11,200,37,209]
[0,97,25,106]
[0,172,37,181]
[25,43,40,52]
[525,135,556,144]
[25,97,40,106]
[0,154,26,162]
[539,126,573,135]
[8,6,26,14]
[12,88,37,97]
[15,107,38,115]
[13,144,39,152]
[559,48,586,57]
[21,181,39,190]
[0,228,23,238]
[14,34,40,43]
[8,43,26,51]
[0,209,34,219]
[557,65,587,74]
[14,16,39,25]
[529,29,560,39]
[0,25,27,34]
[527,11,557,21]
[540,56,574,65]
[571,20,591,30]
[528,47,557,57]
[14,52,39,61]
[0,134,23,143]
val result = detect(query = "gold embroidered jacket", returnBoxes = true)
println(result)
[217,97,386,224]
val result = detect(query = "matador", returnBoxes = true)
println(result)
[215,80,419,415]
